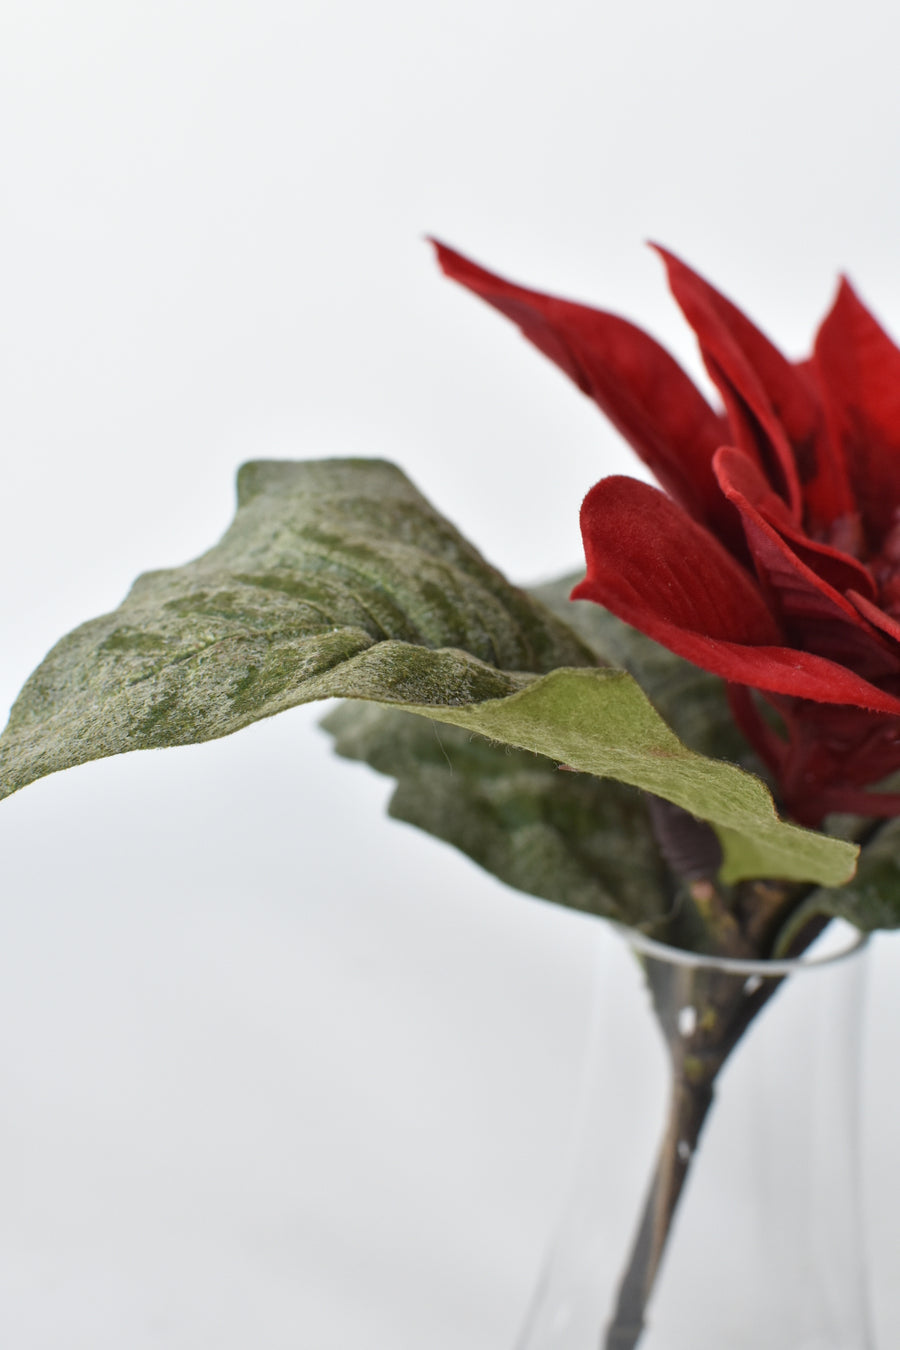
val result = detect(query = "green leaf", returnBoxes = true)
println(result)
[531,574,751,764]
[0,458,593,800]
[392,667,857,888]
[531,576,858,889]
[0,457,856,891]
[774,818,900,949]
[322,701,671,929]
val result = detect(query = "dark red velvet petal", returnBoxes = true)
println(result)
[813,278,900,551]
[713,448,896,679]
[774,698,900,823]
[791,356,859,539]
[709,443,873,597]
[847,589,900,645]
[813,788,900,817]
[431,240,739,544]
[575,476,900,712]
[653,246,808,520]
[772,520,876,601]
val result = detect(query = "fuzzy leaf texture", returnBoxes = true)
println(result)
[0,458,856,888]
[775,816,900,950]
[530,574,750,765]
[322,703,671,930]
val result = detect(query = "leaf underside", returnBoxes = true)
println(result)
[389,668,855,887]
[323,702,671,930]
[531,574,751,765]
[0,458,856,892]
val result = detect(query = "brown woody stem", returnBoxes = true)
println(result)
[603,1073,714,1350]
[602,955,785,1350]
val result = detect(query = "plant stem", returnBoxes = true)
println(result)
[602,961,784,1350]
[603,1073,714,1350]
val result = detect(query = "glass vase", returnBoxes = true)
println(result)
[514,921,873,1350]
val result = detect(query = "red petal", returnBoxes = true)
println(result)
[431,240,738,544]
[791,357,860,537]
[813,278,900,549]
[847,589,900,645]
[653,246,813,520]
[713,442,873,598]
[713,448,895,678]
[813,788,900,817]
[574,476,900,712]
[773,698,900,823]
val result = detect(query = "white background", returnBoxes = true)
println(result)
[1,1,899,1345]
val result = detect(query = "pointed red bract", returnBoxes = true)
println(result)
[652,247,806,518]
[435,241,900,825]
[574,476,779,646]
[431,240,740,548]
[574,477,900,714]
[814,278,900,549]
[713,448,897,680]
[713,444,874,598]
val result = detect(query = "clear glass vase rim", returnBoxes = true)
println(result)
[614,920,868,977]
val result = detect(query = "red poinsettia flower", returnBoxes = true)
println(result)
[433,239,900,826]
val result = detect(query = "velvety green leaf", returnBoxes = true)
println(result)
[0,459,593,800]
[394,668,857,888]
[774,818,900,949]
[531,574,751,764]
[0,459,858,891]
[0,457,856,891]
[322,702,671,928]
